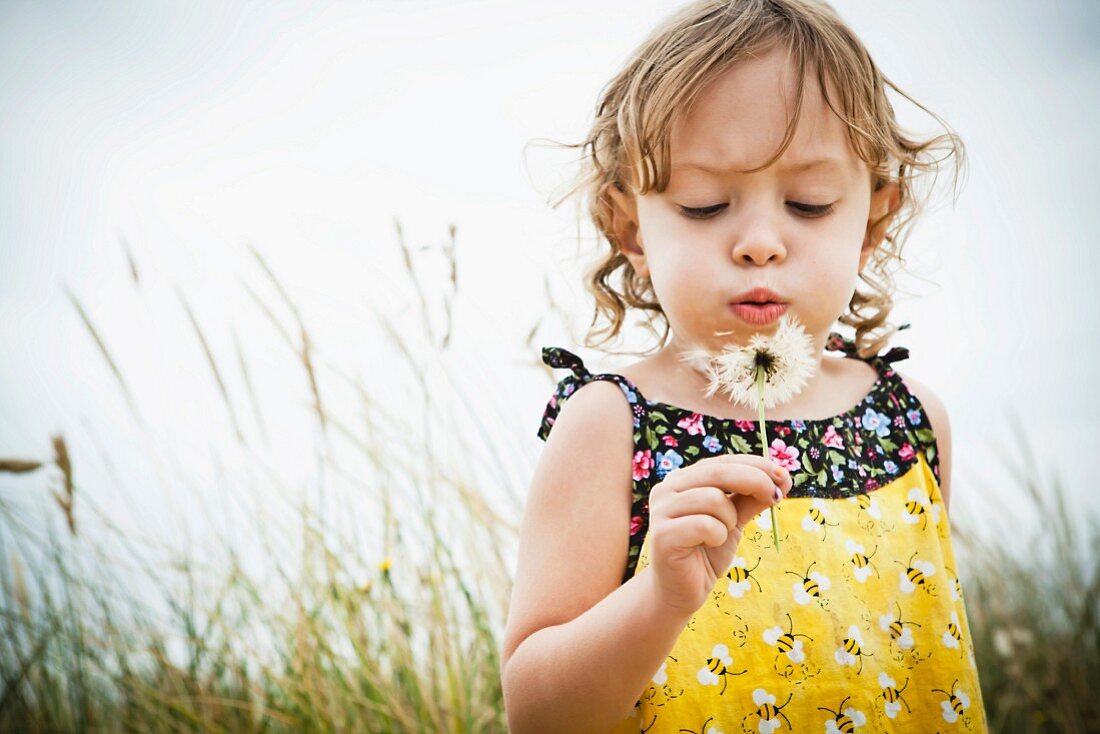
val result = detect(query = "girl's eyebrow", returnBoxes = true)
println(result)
[671,156,849,176]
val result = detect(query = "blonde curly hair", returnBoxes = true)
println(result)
[547,0,966,360]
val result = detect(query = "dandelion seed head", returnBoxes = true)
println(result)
[679,313,817,409]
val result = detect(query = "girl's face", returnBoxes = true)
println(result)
[608,44,900,358]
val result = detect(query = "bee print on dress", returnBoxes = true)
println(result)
[834,625,874,674]
[724,555,763,598]
[932,679,974,727]
[801,498,840,540]
[942,609,964,654]
[818,696,868,732]
[696,643,746,694]
[879,600,932,668]
[848,491,892,534]
[878,672,912,720]
[741,689,792,734]
[844,539,879,584]
[898,552,937,595]
[902,487,941,530]
[762,612,820,681]
[788,561,832,609]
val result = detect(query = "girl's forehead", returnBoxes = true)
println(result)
[668,48,860,178]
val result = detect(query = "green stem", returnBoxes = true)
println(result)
[756,365,781,551]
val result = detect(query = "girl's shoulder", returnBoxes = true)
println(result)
[536,346,648,442]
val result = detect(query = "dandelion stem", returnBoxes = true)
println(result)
[756,365,781,551]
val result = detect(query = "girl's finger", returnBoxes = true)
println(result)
[712,453,793,493]
[656,456,786,507]
[659,485,744,532]
[727,491,779,532]
[651,513,732,553]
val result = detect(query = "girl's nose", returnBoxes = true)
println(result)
[730,215,786,266]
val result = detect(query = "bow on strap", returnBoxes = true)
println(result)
[541,346,592,380]
[825,324,911,364]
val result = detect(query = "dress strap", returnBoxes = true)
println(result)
[541,345,592,380]
[827,325,943,483]
[825,324,912,368]
[537,346,648,442]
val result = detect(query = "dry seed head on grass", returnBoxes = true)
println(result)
[51,433,76,536]
[0,459,43,474]
[8,551,31,623]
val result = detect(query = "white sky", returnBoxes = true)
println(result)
[1,0,1097,563]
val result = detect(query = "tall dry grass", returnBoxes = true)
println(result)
[952,415,1100,733]
[1,222,513,733]
[0,224,1097,732]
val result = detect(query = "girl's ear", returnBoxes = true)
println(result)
[605,183,649,279]
[860,180,901,272]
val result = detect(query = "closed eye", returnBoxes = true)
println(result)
[678,202,836,220]
[678,204,726,219]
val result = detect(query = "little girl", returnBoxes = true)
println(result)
[502,1,986,732]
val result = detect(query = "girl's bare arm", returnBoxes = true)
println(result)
[500,380,691,734]
[501,377,790,732]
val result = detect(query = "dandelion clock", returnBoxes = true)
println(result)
[680,312,817,550]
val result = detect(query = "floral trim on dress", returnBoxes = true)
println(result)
[537,327,941,585]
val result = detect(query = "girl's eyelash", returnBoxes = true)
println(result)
[678,204,726,219]
[678,202,835,219]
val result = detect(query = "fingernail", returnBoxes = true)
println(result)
[773,486,782,503]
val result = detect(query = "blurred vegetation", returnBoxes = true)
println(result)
[0,226,1096,732]
[952,416,1100,733]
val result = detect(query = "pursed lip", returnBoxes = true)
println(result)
[730,286,786,305]
[728,301,787,326]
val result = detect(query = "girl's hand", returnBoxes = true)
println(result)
[646,454,791,615]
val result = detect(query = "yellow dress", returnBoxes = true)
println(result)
[538,334,988,733]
